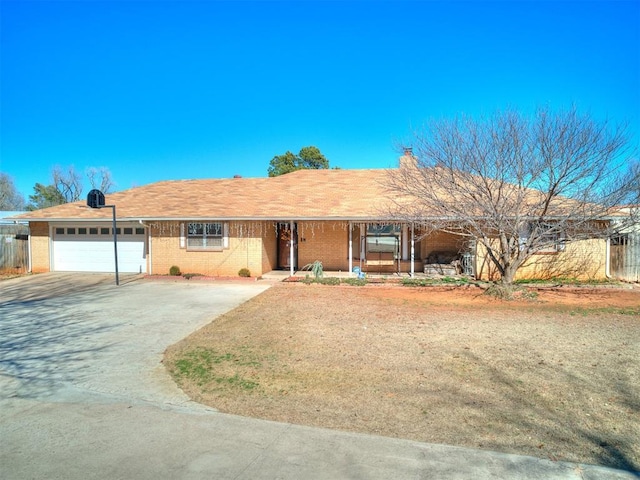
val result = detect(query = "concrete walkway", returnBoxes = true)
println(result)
[0,273,636,479]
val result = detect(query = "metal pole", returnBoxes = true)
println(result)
[109,205,119,286]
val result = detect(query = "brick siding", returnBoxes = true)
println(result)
[262,222,277,273]
[297,221,350,271]
[29,222,50,273]
[150,221,272,277]
[420,231,468,259]
[475,238,607,281]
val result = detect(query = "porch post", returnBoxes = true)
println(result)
[410,223,415,277]
[402,225,409,260]
[289,220,295,276]
[348,221,353,275]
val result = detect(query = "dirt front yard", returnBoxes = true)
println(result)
[164,283,640,471]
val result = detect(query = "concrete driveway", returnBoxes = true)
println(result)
[0,274,635,479]
[0,273,269,408]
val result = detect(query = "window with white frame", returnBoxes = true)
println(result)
[366,224,400,255]
[186,222,225,250]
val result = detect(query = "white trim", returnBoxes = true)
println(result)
[18,216,413,223]
[348,221,353,274]
[605,237,611,278]
[410,223,415,277]
[50,222,146,273]
[185,222,225,251]
[289,221,294,276]
[147,226,153,275]
[49,224,54,273]
[179,223,185,248]
[28,227,33,273]
[19,213,608,223]
[402,225,409,260]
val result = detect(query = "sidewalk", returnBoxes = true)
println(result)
[1,397,636,480]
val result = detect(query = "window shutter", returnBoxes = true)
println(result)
[223,223,229,248]
[180,223,185,248]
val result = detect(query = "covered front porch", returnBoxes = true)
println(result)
[272,220,476,279]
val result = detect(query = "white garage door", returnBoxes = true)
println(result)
[53,224,147,273]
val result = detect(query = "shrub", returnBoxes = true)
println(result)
[341,278,367,286]
[301,260,323,279]
[302,276,340,286]
[183,273,203,280]
[169,265,181,276]
[484,284,538,301]
[238,268,251,278]
[401,278,432,287]
[402,277,471,287]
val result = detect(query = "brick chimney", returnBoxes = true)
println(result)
[399,147,417,169]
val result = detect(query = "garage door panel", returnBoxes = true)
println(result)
[53,227,146,273]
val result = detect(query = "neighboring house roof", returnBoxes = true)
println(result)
[0,211,28,224]
[9,169,403,222]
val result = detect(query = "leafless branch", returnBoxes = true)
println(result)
[86,167,115,193]
[52,165,83,202]
[386,107,637,284]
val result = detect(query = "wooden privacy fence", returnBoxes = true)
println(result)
[0,224,29,274]
[610,233,640,282]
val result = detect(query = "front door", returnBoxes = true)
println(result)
[277,223,298,270]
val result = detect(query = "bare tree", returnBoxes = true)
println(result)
[388,107,638,285]
[52,165,83,202]
[0,172,26,210]
[86,166,114,193]
[628,160,640,205]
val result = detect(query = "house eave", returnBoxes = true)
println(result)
[17,216,403,223]
[18,214,614,224]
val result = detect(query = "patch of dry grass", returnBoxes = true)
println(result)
[164,283,640,471]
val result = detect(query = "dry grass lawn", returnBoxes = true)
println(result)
[164,283,640,472]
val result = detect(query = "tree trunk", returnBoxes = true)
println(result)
[500,264,519,285]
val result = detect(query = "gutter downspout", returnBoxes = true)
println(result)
[139,220,151,275]
[26,222,32,273]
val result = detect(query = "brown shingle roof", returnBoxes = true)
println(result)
[12,169,400,221]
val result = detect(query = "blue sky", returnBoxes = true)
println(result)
[1,0,639,200]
